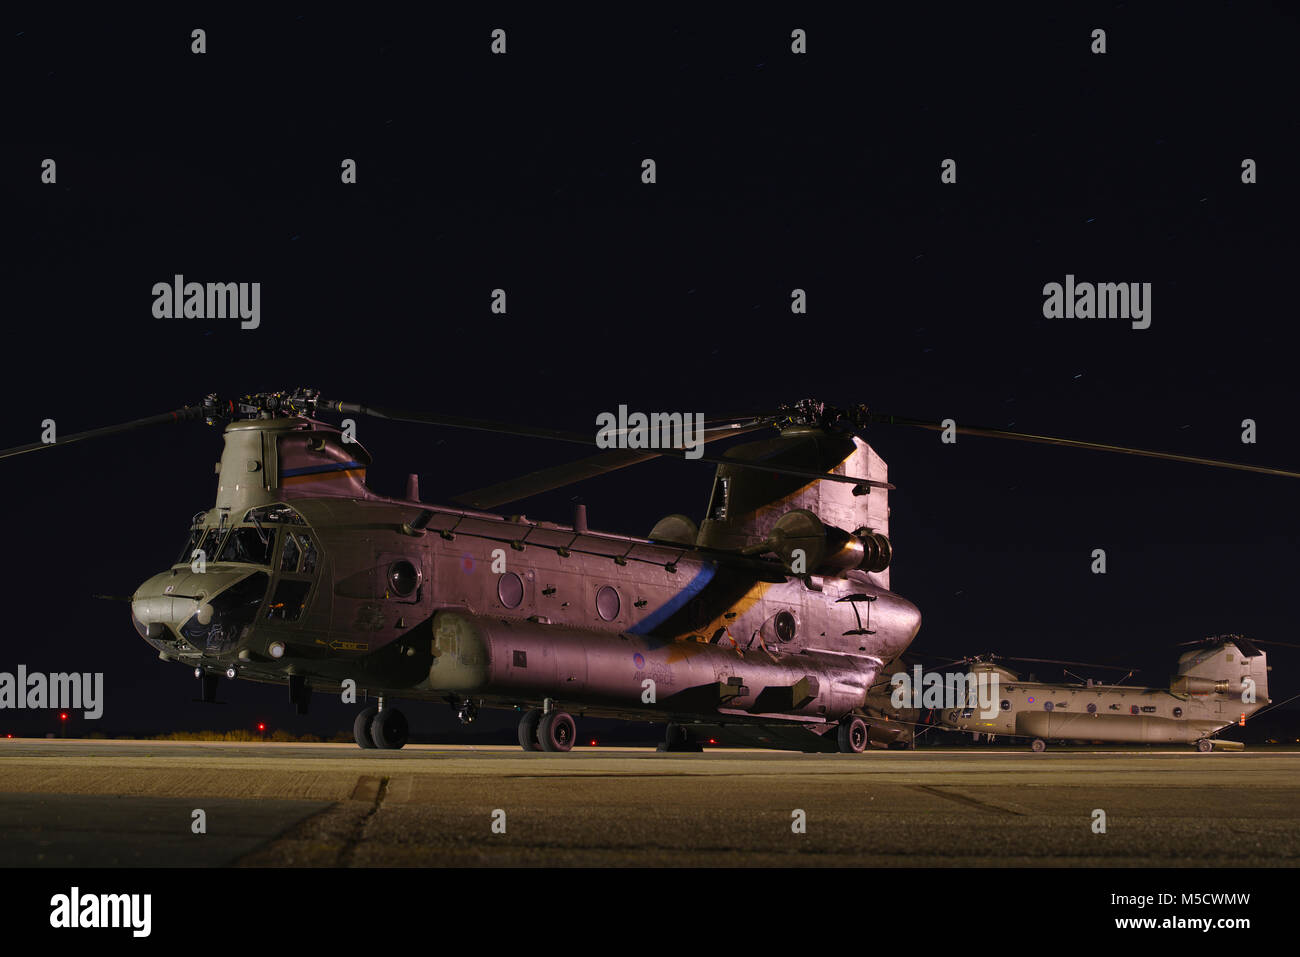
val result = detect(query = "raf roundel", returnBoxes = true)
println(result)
[633,653,646,669]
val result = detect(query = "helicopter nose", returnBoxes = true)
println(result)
[131,568,270,657]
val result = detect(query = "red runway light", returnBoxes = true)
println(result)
[258,723,266,732]
[589,739,597,746]
[59,713,68,721]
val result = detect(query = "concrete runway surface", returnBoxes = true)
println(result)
[1,739,1298,867]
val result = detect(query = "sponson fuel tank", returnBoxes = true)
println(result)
[421,611,877,721]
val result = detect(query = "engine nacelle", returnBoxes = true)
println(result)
[752,509,891,576]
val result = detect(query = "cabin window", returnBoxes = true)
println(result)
[498,572,524,609]
[388,560,420,597]
[774,611,797,642]
[1001,700,1011,711]
[1173,707,1183,718]
[596,585,621,621]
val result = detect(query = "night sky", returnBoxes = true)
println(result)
[5,7,1299,742]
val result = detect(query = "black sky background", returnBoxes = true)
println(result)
[4,6,1299,741]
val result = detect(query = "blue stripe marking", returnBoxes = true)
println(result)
[281,461,365,477]
[629,563,716,635]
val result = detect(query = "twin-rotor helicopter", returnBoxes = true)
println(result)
[5,389,1294,753]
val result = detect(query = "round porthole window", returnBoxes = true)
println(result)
[1045,700,1054,711]
[1173,706,1183,718]
[388,560,419,597]
[596,585,620,621]
[498,572,524,609]
[1001,700,1011,711]
[1087,703,1097,714]
[774,611,797,642]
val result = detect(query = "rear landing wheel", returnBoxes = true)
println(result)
[1031,738,1046,752]
[538,711,576,752]
[353,707,378,749]
[837,716,868,753]
[518,709,543,751]
[1196,738,1213,753]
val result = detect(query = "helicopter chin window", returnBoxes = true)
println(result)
[217,527,276,565]
[180,572,270,653]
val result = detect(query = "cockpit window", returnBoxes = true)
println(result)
[217,527,277,565]
[280,533,300,572]
[298,535,319,575]
[176,527,205,566]
[196,528,228,563]
[245,504,306,525]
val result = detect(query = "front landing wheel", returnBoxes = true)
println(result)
[353,707,378,749]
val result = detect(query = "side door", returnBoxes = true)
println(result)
[265,528,323,626]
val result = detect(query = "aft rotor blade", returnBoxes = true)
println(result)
[325,400,892,493]
[452,421,772,509]
[1000,655,1138,672]
[868,414,1300,480]
[0,406,204,462]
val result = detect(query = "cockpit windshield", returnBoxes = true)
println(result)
[216,527,277,565]
[173,505,307,568]
[176,527,205,566]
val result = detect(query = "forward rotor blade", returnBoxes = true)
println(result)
[452,421,772,509]
[325,400,892,494]
[868,414,1300,480]
[0,406,204,462]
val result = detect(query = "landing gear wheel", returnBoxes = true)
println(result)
[1031,738,1046,753]
[1196,738,1213,753]
[353,706,378,749]
[518,709,543,751]
[538,711,576,752]
[370,708,409,750]
[657,722,704,752]
[837,716,869,753]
